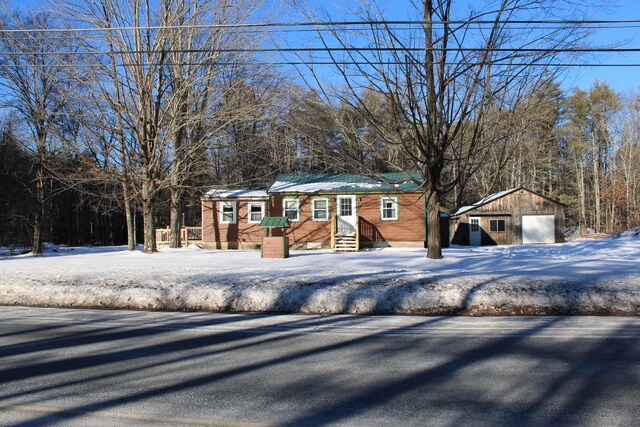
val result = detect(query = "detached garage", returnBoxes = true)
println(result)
[450,187,566,246]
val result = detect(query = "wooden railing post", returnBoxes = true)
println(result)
[355,216,360,251]
[331,215,336,250]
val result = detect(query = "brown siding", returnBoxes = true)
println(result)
[271,195,333,243]
[358,193,425,244]
[201,199,267,248]
[480,216,511,245]
[261,237,289,258]
[450,188,566,245]
[271,193,425,245]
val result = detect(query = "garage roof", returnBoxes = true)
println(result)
[452,187,565,217]
[453,188,519,216]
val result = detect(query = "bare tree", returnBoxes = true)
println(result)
[161,0,267,248]
[60,0,270,252]
[0,11,78,254]
[295,0,592,258]
[616,94,640,229]
[57,0,176,253]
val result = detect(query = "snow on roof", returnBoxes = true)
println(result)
[268,173,423,194]
[453,188,519,216]
[204,188,268,199]
[269,180,382,193]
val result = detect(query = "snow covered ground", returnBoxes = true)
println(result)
[1,230,639,315]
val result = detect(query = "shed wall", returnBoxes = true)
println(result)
[450,188,565,245]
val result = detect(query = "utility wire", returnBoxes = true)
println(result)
[1,61,638,68]
[0,23,639,43]
[2,19,640,34]
[2,47,640,56]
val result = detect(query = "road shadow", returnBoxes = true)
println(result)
[1,310,640,426]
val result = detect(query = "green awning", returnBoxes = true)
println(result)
[260,216,290,228]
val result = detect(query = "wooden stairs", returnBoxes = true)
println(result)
[331,216,360,252]
[333,234,358,252]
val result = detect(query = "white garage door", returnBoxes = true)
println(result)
[522,215,555,244]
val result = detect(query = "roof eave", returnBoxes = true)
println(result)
[451,186,567,217]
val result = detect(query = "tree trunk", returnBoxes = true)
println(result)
[425,189,442,259]
[626,167,631,230]
[574,151,587,230]
[141,169,156,254]
[31,159,44,255]
[122,182,136,251]
[591,129,601,233]
[169,194,182,248]
[169,111,187,248]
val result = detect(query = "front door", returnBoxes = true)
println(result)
[336,195,357,235]
[469,217,481,245]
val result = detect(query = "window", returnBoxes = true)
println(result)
[490,219,506,232]
[470,218,480,232]
[381,197,398,220]
[283,199,299,221]
[248,202,264,224]
[312,198,329,221]
[339,197,353,217]
[220,201,236,224]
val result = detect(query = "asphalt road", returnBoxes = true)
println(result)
[0,307,639,426]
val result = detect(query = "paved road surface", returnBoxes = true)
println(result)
[1,307,639,426]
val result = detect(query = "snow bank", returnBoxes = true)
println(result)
[1,236,639,315]
[613,227,640,239]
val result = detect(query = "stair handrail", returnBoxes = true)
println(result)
[331,214,336,250]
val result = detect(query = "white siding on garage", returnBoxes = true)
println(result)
[522,215,555,244]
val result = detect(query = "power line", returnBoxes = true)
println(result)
[2,46,640,56]
[1,23,640,42]
[1,61,638,69]
[2,19,640,34]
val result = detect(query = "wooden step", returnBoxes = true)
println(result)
[332,232,359,252]
[332,240,358,251]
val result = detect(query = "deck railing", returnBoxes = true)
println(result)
[155,227,203,245]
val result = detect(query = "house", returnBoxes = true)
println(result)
[268,173,429,250]
[200,173,448,251]
[449,187,566,246]
[201,189,269,249]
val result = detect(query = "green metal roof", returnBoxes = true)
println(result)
[259,216,291,228]
[268,172,424,194]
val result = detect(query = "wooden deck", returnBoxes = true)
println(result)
[155,227,203,247]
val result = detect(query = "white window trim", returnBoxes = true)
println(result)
[283,198,299,222]
[312,198,329,221]
[248,202,265,224]
[380,196,398,220]
[219,201,236,224]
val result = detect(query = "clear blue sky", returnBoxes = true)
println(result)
[561,0,640,93]
[7,0,640,93]
[293,0,640,93]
